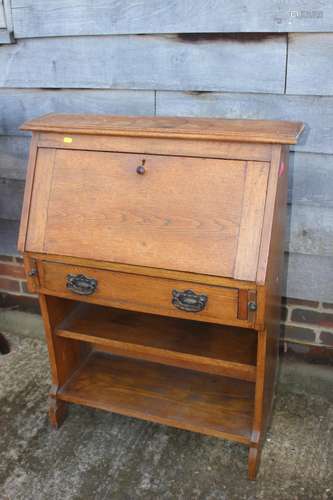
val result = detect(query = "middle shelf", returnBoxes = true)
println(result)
[56,302,257,381]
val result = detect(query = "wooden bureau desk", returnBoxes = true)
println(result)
[18,114,303,479]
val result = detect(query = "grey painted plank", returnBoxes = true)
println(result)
[0,3,5,28]
[0,178,24,220]
[0,136,29,179]
[288,153,333,207]
[0,89,154,135]
[3,0,13,32]
[0,35,286,93]
[287,205,333,257]
[0,30,13,44]
[0,218,19,255]
[287,34,333,96]
[156,91,333,155]
[11,0,333,37]
[284,252,333,301]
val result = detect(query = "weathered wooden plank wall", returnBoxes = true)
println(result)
[0,89,155,134]
[10,0,333,36]
[287,34,333,95]
[0,2,5,28]
[0,3,332,301]
[0,35,286,93]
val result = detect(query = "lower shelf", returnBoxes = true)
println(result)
[56,303,257,381]
[58,351,254,445]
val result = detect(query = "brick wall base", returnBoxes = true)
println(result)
[1,254,332,360]
[0,254,40,314]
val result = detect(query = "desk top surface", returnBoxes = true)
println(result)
[21,114,304,145]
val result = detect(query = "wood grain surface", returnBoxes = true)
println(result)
[56,302,257,380]
[58,351,255,444]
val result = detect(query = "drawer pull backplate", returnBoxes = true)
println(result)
[66,273,97,296]
[172,289,208,313]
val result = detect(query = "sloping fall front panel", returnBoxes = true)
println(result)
[25,148,269,280]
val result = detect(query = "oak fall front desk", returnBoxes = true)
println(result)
[18,114,303,479]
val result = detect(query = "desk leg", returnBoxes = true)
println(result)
[49,397,68,429]
[248,444,262,480]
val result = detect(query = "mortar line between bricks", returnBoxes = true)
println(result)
[288,303,333,314]
[0,288,38,298]
[283,337,332,349]
[283,319,333,333]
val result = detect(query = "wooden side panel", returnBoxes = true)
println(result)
[25,148,56,252]
[257,147,282,284]
[17,134,38,252]
[38,294,88,387]
[234,162,269,281]
[251,145,287,475]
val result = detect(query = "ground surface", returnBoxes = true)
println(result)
[0,330,332,500]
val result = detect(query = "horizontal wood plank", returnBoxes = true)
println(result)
[59,351,255,444]
[0,35,286,93]
[284,252,333,301]
[0,3,5,28]
[287,34,333,96]
[0,136,30,179]
[0,30,13,44]
[0,219,20,256]
[156,91,333,154]
[57,303,257,381]
[0,90,155,136]
[286,204,333,257]
[288,152,333,207]
[11,0,333,37]
[0,178,24,220]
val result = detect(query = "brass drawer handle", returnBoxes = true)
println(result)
[172,289,208,313]
[66,274,97,296]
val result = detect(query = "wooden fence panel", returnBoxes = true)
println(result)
[285,253,333,301]
[11,0,333,37]
[287,34,333,96]
[0,89,155,135]
[289,152,333,207]
[0,136,29,179]
[0,2,5,28]
[287,205,333,257]
[0,178,24,220]
[0,35,286,93]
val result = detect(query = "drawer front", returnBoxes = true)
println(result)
[37,261,254,327]
[26,148,269,281]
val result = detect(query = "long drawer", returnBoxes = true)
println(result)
[37,260,256,327]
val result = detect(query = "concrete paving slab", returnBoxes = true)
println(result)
[0,332,332,500]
